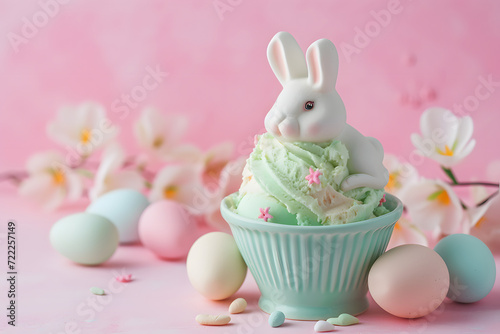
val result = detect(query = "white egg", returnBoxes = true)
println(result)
[187,232,247,300]
[50,213,119,265]
[86,189,149,244]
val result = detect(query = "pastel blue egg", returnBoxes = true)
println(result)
[50,213,119,265]
[268,311,285,327]
[434,234,496,303]
[86,189,149,244]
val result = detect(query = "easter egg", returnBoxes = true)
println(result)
[138,200,197,260]
[50,213,119,265]
[237,193,297,225]
[86,189,149,244]
[368,244,449,318]
[434,234,496,303]
[187,232,247,300]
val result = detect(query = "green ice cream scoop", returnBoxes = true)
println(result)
[235,133,387,226]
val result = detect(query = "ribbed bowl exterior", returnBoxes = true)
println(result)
[221,193,403,320]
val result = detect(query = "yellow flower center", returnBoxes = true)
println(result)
[163,186,177,199]
[437,145,454,156]
[394,221,401,231]
[436,190,451,205]
[80,128,92,144]
[475,216,486,229]
[427,189,451,205]
[153,137,164,148]
[52,169,66,185]
[386,172,399,191]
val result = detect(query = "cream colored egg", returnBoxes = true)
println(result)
[50,213,119,265]
[368,244,449,319]
[187,232,247,300]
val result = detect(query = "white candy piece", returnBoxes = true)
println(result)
[327,313,359,326]
[229,298,247,314]
[314,320,335,332]
[195,314,231,326]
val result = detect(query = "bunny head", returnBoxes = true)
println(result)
[264,32,347,143]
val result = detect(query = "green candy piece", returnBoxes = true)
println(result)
[327,313,359,326]
[90,287,105,295]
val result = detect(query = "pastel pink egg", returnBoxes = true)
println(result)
[138,200,198,260]
[368,244,449,319]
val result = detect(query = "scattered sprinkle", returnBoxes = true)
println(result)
[229,298,247,314]
[258,207,273,222]
[314,320,335,332]
[195,314,231,326]
[306,167,322,185]
[116,274,133,283]
[89,287,105,295]
[327,313,359,326]
[379,194,386,206]
[268,311,285,327]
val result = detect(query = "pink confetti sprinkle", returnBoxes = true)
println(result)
[116,274,133,283]
[379,194,386,206]
[305,167,322,185]
[258,207,273,222]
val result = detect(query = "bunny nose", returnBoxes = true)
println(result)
[278,117,300,138]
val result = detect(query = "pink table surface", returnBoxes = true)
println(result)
[0,189,499,334]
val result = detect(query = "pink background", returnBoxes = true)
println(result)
[1,0,500,180]
[1,1,500,333]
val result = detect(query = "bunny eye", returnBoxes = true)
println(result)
[304,101,315,111]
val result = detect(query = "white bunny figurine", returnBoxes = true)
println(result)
[264,32,389,191]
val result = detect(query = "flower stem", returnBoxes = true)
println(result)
[449,181,499,187]
[476,191,499,207]
[441,166,459,185]
[0,171,28,184]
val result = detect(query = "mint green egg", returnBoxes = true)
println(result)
[434,234,496,303]
[237,193,297,225]
[50,213,119,265]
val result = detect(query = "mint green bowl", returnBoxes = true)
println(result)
[220,192,403,320]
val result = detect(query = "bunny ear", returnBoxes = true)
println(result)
[267,32,307,86]
[306,38,339,92]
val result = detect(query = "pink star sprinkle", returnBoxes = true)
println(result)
[116,274,133,283]
[305,167,322,185]
[258,207,273,222]
[379,194,386,206]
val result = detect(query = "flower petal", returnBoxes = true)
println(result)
[400,179,463,234]
[25,151,66,174]
[420,107,458,147]
[453,116,474,153]
[65,171,84,201]
[19,174,65,211]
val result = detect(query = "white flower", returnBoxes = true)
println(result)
[204,157,246,231]
[411,107,475,167]
[149,164,206,214]
[467,183,500,252]
[133,107,200,161]
[383,154,419,197]
[89,144,144,200]
[200,142,234,187]
[400,179,464,235]
[18,151,83,210]
[387,216,428,250]
[47,102,117,156]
